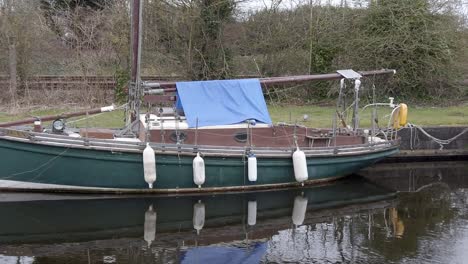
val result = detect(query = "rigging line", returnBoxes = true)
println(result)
[1,146,71,190]
[3,147,70,179]
[268,84,307,94]
[282,125,293,147]
[195,130,309,139]
[68,103,128,125]
[250,133,309,139]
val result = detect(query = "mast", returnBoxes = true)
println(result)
[127,0,143,125]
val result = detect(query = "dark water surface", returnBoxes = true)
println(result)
[0,161,467,264]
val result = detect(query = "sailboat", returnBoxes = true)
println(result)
[0,1,401,194]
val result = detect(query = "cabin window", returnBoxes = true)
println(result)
[234,132,248,143]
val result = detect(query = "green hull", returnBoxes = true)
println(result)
[0,137,398,192]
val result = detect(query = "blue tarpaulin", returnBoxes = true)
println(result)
[175,79,272,127]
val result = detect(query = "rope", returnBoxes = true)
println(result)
[407,123,468,150]
[1,147,71,189]
[3,147,70,179]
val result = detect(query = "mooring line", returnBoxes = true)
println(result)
[1,147,71,189]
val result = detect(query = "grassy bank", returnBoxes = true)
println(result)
[268,105,468,127]
[0,105,467,129]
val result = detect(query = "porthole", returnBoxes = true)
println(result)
[234,132,248,143]
[170,132,187,143]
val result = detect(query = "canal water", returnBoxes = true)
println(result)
[0,161,466,264]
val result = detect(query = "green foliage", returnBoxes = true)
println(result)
[353,0,464,99]
[114,68,129,103]
[190,0,235,80]
[234,0,466,102]
[1,0,467,105]
[311,44,338,73]
[141,0,235,80]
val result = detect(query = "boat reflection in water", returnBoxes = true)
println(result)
[2,162,467,264]
[0,177,396,263]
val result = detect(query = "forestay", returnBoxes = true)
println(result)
[175,79,272,127]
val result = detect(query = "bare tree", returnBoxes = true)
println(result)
[0,0,17,104]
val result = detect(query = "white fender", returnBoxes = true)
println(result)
[143,143,157,188]
[193,152,205,188]
[292,148,308,182]
[248,200,257,226]
[144,205,157,247]
[248,154,257,182]
[193,200,205,235]
[292,195,308,226]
